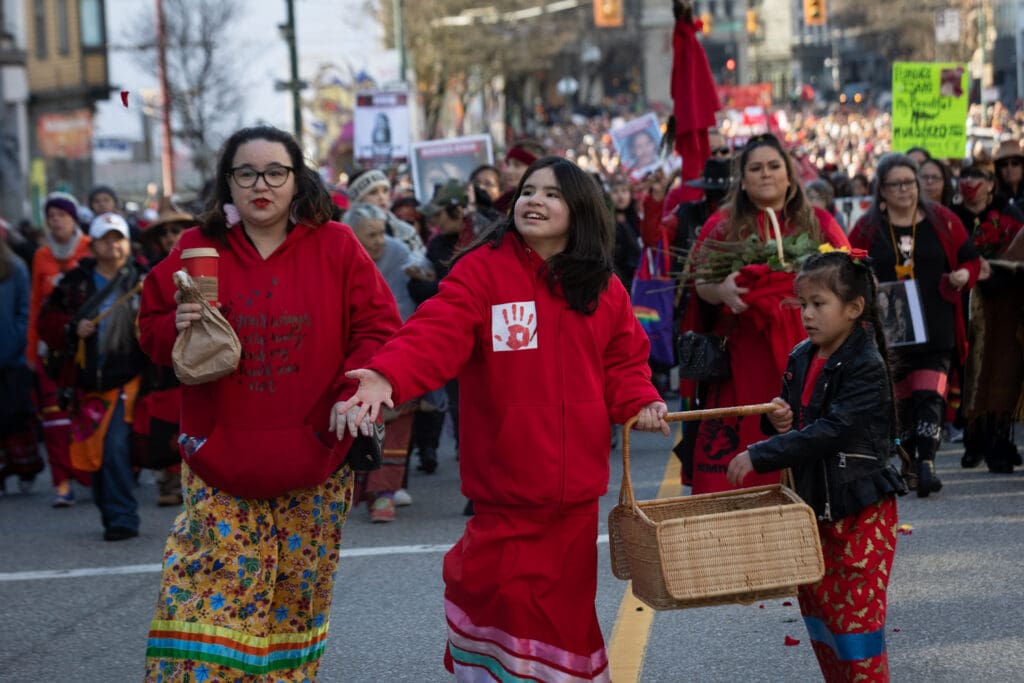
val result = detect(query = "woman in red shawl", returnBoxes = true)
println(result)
[689,134,849,494]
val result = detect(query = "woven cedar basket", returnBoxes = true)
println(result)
[608,404,825,611]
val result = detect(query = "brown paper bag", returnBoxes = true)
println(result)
[171,270,241,385]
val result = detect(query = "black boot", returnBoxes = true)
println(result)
[916,459,942,498]
[961,451,984,468]
[417,448,438,474]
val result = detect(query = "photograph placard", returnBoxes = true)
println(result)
[409,135,494,202]
[878,280,928,347]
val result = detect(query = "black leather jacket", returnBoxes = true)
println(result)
[748,325,906,521]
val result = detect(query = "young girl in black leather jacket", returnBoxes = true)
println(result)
[727,250,907,683]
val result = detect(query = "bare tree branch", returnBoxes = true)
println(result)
[124,0,247,177]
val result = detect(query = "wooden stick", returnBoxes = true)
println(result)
[89,281,144,325]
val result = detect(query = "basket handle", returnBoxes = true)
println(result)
[765,207,786,267]
[618,403,778,509]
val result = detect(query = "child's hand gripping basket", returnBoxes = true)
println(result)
[608,404,825,611]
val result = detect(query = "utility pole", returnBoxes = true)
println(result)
[156,0,175,199]
[277,0,304,142]
[393,0,406,82]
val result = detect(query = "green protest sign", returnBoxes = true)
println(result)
[892,62,968,159]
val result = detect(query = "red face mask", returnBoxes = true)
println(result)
[960,178,985,203]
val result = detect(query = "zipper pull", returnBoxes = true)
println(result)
[839,453,847,468]
[823,502,832,520]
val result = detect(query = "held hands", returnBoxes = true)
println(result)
[76,319,97,339]
[719,272,750,314]
[766,397,793,433]
[978,259,992,281]
[333,369,395,439]
[634,401,671,436]
[948,267,970,289]
[726,450,754,487]
[641,169,670,202]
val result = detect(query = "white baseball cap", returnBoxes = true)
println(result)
[88,212,130,240]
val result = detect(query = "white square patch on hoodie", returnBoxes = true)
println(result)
[491,301,538,352]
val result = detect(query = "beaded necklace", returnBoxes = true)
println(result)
[888,215,916,280]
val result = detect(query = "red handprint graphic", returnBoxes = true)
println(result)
[492,302,538,351]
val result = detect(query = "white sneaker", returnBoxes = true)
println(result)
[393,488,413,507]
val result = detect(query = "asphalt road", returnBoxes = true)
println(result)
[1,431,1022,682]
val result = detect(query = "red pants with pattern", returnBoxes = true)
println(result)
[799,496,898,683]
[36,370,90,488]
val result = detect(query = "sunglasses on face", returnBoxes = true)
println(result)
[711,147,731,156]
[997,158,1023,168]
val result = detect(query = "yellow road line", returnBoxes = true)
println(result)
[607,438,682,682]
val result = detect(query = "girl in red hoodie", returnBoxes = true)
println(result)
[339,157,669,682]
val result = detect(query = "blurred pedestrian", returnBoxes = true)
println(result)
[347,168,427,257]
[849,153,982,497]
[36,213,147,539]
[29,193,93,507]
[345,202,432,520]
[0,231,42,495]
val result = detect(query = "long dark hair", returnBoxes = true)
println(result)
[722,133,819,242]
[457,156,614,314]
[795,251,899,440]
[862,153,943,240]
[199,126,334,243]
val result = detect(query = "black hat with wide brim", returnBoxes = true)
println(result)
[684,157,733,190]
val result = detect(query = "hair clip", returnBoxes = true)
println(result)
[817,244,871,267]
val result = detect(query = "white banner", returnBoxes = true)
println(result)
[353,89,411,167]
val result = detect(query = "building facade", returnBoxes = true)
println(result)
[25,0,111,202]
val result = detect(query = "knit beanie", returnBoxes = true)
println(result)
[44,193,80,222]
[347,170,390,202]
[505,145,539,167]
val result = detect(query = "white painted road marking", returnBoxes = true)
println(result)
[0,535,612,582]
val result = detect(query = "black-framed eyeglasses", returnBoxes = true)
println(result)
[882,179,916,191]
[918,174,943,184]
[228,164,294,188]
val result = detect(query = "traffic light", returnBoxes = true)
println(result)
[804,0,826,26]
[593,0,623,27]
[746,9,758,35]
[726,59,736,72]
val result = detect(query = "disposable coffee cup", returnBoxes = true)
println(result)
[180,248,219,303]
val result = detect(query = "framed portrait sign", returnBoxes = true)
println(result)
[877,280,928,347]
[409,135,494,203]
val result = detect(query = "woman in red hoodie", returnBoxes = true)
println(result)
[340,156,669,682]
[138,126,400,682]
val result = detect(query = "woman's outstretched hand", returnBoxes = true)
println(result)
[634,401,671,436]
[332,369,395,439]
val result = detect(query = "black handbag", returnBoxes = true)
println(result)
[677,331,731,382]
[345,415,385,472]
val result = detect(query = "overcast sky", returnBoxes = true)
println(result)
[95,0,393,141]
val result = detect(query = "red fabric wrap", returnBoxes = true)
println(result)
[671,18,720,187]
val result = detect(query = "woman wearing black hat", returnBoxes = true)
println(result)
[993,139,1024,205]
